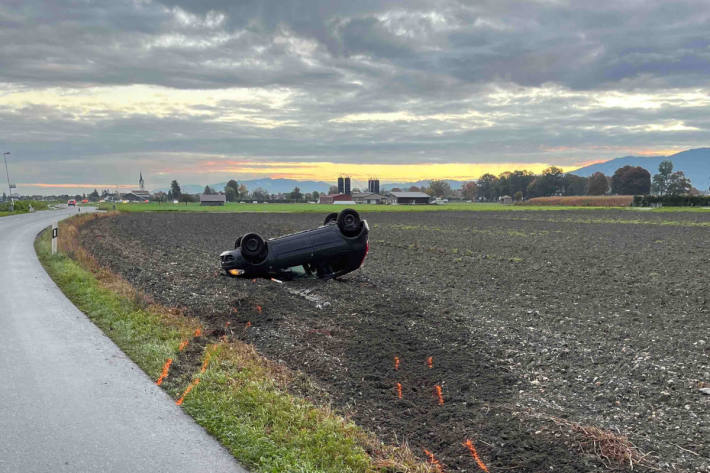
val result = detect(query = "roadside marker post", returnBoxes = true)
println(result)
[51,223,58,255]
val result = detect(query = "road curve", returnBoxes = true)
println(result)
[0,208,247,473]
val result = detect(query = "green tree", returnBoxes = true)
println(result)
[252,188,269,201]
[611,166,651,195]
[513,190,523,201]
[462,181,478,200]
[562,174,587,196]
[651,160,674,195]
[508,170,535,198]
[289,186,303,201]
[311,190,320,202]
[427,180,452,197]
[477,174,499,201]
[203,185,216,194]
[88,188,100,201]
[238,184,249,199]
[224,179,239,202]
[328,185,339,195]
[225,187,237,202]
[666,170,692,195]
[170,180,182,200]
[587,172,609,195]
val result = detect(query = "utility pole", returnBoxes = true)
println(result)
[3,152,13,212]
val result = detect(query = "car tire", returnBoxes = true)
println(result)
[240,233,267,263]
[337,209,362,237]
[234,236,242,249]
[323,212,338,225]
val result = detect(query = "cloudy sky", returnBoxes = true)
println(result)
[2,0,709,194]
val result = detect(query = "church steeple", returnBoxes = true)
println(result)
[139,172,145,191]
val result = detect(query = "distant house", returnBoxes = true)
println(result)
[319,193,352,204]
[387,191,431,205]
[122,190,151,202]
[200,193,226,206]
[352,192,385,204]
[500,195,513,205]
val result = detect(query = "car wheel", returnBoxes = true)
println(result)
[240,233,267,263]
[234,236,242,249]
[323,212,338,225]
[337,208,362,237]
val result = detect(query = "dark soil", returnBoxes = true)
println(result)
[79,210,710,473]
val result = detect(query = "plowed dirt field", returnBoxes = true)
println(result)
[79,210,709,473]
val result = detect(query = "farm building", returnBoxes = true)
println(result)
[200,194,226,206]
[500,195,513,205]
[387,191,431,205]
[352,192,385,204]
[319,193,352,204]
[122,190,151,202]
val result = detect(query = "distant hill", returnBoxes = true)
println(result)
[381,179,465,191]
[571,148,710,191]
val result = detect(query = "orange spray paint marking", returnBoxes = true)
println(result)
[200,353,212,374]
[231,307,239,314]
[394,356,400,371]
[423,448,445,473]
[256,305,262,314]
[194,328,202,337]
[155,358,173,386]
[435,385,444,405]
[176,378,200,406]
[427,356,433,369]
[396,382,402,399]
[245,321,252,329]
[463,439,489,472]
[178,340,189,351]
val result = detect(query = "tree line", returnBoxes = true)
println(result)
[418,160,696,200]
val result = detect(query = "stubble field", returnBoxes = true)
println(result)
[79,210,709,473]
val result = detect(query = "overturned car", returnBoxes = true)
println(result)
[220,208,369,280]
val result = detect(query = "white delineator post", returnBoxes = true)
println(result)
[51,222,58,255]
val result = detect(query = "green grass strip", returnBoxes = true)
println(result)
[181,344,376,473]
[35,227,188,378]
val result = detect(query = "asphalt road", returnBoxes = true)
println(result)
[0,208,248,473]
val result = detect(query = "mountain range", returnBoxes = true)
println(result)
[571,148,710,191]
[154,148,709,195]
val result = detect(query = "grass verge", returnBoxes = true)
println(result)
[35,214,431,473]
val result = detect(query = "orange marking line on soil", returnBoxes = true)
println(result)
[463,439,489,472]
[176,378,200,405]
[256,305,262,314]
[396,382,402,399]
[245,321,252,329]
[427,356,433,369]
[194,328,202,337]
[178,339,189,351]
[435,385,444,405]
[394,356,400,370]
[155,358,173,386]
[423,448,445,473]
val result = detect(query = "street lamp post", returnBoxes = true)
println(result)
[3,152,13,212]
